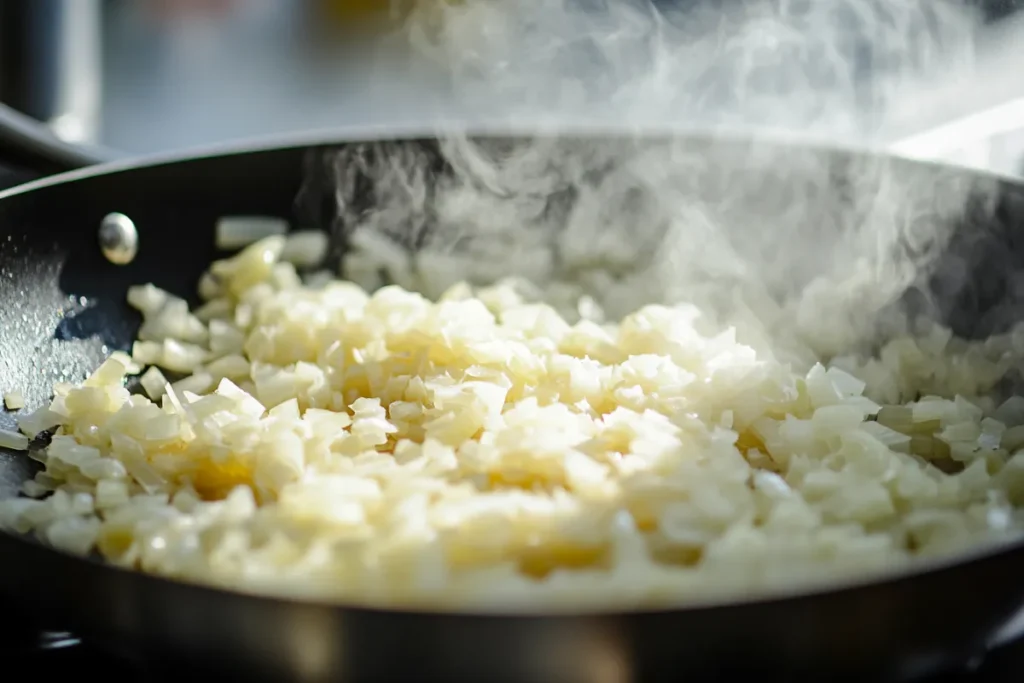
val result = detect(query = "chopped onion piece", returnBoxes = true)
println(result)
[876,405,913,432]
[0,428,29,450]
[861,421,912,453]
[206,354,250,382]
[96,480,130,509]
[132,340,162,365]
[45,516,100,556]
[140,366,168,401]
[194,297,232,322]
[84,356,130,388]
[21,479,50,497]
[198,272,223,301]
[3,391,25,410]
[172,372,214,396]
[215,216,289,250]
[109,351,143,375]
[1003,425,1024,452]
[281,230,329,268]
[209,320,245,356]
[937,422,982,444]
[16,407,60,438]
[215,379,265,419]
[994,396,1024,428]
[160,339,208,373]
[126,284,169,316]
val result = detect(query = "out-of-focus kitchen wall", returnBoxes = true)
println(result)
[99,0,447,154]
[90,0,1024,176]
[0,0,103,143]
[4,0,1024,174]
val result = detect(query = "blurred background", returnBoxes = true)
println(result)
[0,0,449,153]
[2,0,1024,173]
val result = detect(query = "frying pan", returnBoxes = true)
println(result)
[3,103,1024,683]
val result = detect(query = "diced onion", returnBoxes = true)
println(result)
[4,230,1024,613]
[0,428,29,450]
[215,216,289,250]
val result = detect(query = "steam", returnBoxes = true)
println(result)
[302,0,1005,368]
[400,0,979,138]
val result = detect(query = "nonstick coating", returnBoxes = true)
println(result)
[3,135,1024,682]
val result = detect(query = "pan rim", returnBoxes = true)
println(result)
[1,121,1022,202]
[2,123,1023,622]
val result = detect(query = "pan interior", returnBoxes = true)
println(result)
[0,144,308,498]
[1,133,1024,606]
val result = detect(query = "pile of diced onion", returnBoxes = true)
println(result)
[2,229,1024,610]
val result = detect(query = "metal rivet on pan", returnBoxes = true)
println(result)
[99,212,138,265]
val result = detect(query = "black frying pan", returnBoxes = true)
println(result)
[3,104,1024,682]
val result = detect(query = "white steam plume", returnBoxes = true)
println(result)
[302,0,1005,368]
[399,0,979,139]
